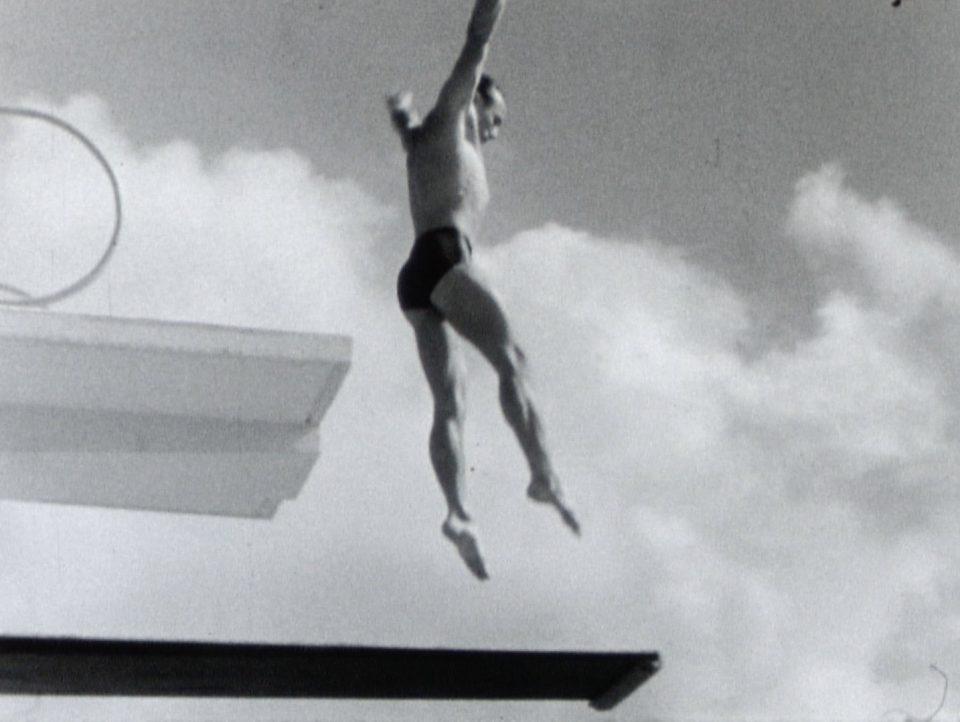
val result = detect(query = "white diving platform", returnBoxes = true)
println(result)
[0,308,351,518]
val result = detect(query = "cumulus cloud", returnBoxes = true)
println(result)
[481,166,960,719]
[3,97,960,721]
[788,164,960,316]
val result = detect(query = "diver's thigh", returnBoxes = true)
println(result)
[405,309,464,399]
[431,265,513,362]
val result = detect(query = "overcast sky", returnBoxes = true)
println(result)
[2,1,960,720]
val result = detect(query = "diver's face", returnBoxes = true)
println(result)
[475,87,506,143]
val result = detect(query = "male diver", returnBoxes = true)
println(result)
[387,0,579,579]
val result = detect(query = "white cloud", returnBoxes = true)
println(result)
[482,166,960,719]
[788,163,960,317]
[4,98,960,721]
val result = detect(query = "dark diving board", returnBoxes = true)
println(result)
[0,636,660,711]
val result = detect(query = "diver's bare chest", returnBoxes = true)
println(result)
[409,139,486,195]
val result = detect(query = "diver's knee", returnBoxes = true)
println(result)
[433,385,465,425]
[494,341,527,380]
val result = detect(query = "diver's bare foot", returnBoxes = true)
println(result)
[442,517,489,580]
[528,477,581,536]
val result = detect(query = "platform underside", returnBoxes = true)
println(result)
[0,636,660,711]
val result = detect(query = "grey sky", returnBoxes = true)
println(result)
[4,0,958,346]
[4,1,958,244]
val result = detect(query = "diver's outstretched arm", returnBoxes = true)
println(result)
[433,0,506,117]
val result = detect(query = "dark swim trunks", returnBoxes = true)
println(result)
[397,226,473,311]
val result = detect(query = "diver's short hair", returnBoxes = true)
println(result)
[477,74,501,105]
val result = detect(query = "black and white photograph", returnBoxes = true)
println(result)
[1,1,959,719]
